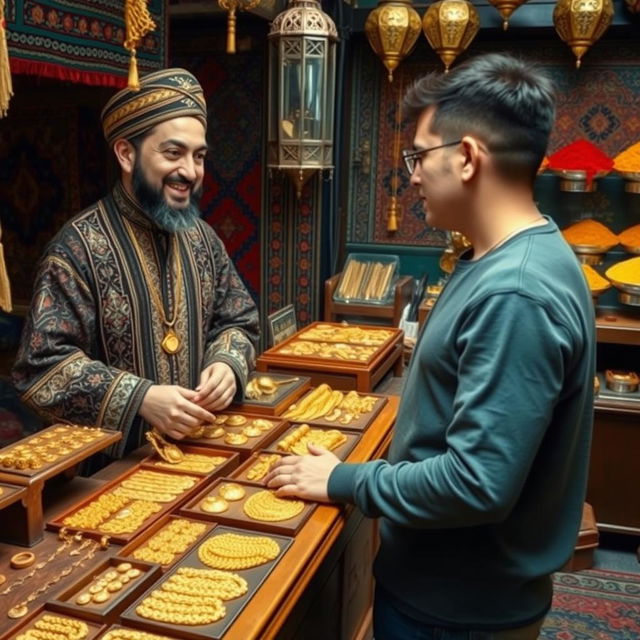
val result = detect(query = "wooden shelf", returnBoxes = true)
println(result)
[595,308,640,345]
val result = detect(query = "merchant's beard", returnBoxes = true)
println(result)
[132,159,202,233]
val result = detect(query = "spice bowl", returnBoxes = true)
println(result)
[570,244,612,266]
[617,171,640,195]
[605,258,640,306]
[605,370,640,394]
[552,169,609,193]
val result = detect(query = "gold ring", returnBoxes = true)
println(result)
[10,552,36,569]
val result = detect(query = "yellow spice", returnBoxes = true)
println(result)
[606,257,640,286]
[581,265,610,291]
[613,141,640,173]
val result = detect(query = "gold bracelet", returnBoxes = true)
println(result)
[10,551,36,569]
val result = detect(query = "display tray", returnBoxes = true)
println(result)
[0,424,121,484]
[119,514,216,572]
[120,524,293,640]
[232,373,311,416]
[280,390,388,431]
[46,556,161,625]
[178,478,315,537]
[3,607,105,640]
[173,413,289,462]
[272,424,360,461]
[46,464,209,544]
[96,624,185,640]
[0,481,26,510]
[295,323,398,346]
[229,451,286,484]
[139,445,239,478]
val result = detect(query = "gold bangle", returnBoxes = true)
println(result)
[10,552,36,569]
[0,574,6,586]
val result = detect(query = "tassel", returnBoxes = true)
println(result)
[124,0,156,91]
[0,220,12,313]
[0,0,13,117]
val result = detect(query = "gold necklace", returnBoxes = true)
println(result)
[478,216,545,259]
[123,217,183,355]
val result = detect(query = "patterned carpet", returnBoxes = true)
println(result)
[541,569,640,639]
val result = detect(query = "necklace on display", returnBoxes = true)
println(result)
[123,217,183,355]
[477,216,545,259]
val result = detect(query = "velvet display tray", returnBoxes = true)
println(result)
[120,524,293,640]
[178,478,315,537]
[271,424,360,461]
[174,413,289,461]
[0,424,121,483]
[139,445,239,478]
[0,481,26,511]
[229,451,286,484]
[280,391,388,431]
[46,556,161,625]
[119,514,216,572]
[232,373,311,416]
[47,464,210,544]
[3,607,105,640]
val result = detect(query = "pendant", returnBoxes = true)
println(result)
[161,329,181,354]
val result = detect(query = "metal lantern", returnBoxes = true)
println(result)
[422,0,480,72]
[268,0,338,197]
[487,0,528,30]
[553,0,614,68]
[364,0,422,83]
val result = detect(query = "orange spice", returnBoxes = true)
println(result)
[562,220,618,247]
[606,257,640,286]
[581,264,610,291]
[537,156,549,173]
[618,224,640,249]
[613,142,640,173]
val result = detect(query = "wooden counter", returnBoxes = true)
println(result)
[0,396,398,640]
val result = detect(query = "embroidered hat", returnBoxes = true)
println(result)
[101,68,207,145]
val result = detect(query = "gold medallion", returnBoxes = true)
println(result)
[161,329,181,354]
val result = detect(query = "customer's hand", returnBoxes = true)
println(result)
[193,362,237,411]
[139,384,215,439]
[264,444,341,503]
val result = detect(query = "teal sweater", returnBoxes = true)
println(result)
[328,219,595,629]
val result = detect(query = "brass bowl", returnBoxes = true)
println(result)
[570,242,616,266]
[605,369,639,393]
[617,171,640,194]
[551,169,609,192]
[606,278,640,306]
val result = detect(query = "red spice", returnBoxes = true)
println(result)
[547,139,614,184]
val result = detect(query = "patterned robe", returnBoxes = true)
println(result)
[11,183,259,457]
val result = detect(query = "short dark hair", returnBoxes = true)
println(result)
[403,53,556,184]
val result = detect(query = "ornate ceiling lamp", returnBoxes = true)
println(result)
[218,0,261,54]
[422,0,480,72]
[267,0,338,197]
[364,0,422,83]
[553,0,614,68]
[487,0,528,30]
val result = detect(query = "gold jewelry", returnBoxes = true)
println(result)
[476,216,545,258]
[246,453,281,481]
[132,518,206,566]
[203,425,225,439]
[242,425,263,438]
[224,432,248,445]
[201,496,229,513]
[243,490,305,522]
[9,613,89,637]
[225,414,247,426]
[277,424,347,456]
[198,532,280,570]
[123,217,183,355]
[218,482,246,501]
[10,551,35,569]
[102,630,176,640]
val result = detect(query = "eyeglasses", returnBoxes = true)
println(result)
[401,140,462,175]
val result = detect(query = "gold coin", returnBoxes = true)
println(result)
[201,496,229,513]
[203,425,225,439]
[107,580,123,592]
[190,426,205,439]
[116,562,132,573]
[104,570,119,581]
[225,414,247,427]
[224,432,248,445]
[127,568,142,578]
[215,415,229,425]
[92,590,110,603]
[253,419,275,431]
[218,483,246,501]
[242,425,263,438]
[76,592,92,605]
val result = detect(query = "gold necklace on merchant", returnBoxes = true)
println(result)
[123,217,183,355]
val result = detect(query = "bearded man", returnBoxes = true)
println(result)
[11,68,259,459]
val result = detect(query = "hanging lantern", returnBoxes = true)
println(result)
[487,0,528,30]
[422,0,480,72]
[218,0,261,54]
[268,0,338,197]
[553,0,614,69]
[364,0,422,83]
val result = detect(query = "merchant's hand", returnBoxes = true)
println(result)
[193,362,237,411]
[139,384,215,439]
[264,444,340,503]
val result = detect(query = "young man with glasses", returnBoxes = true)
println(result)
[266,53,595,639]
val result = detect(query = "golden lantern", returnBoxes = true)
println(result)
[365,0,422,83]
[422,0,480,72]
[553,0,614,68]
[487,0,528,30]
[218,0,261,54]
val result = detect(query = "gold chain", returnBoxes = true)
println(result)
[122,217,183,354]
